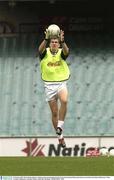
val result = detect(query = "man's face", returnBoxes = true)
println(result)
[49,39,60,51]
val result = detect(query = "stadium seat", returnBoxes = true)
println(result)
[0,33,114,137]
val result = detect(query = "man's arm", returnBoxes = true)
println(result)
[38,39,48,54]
[61,41,69,56]
[38,29,49,54]
[60,30,69,56]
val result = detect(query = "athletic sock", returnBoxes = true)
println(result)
[57,120,64,129]
[57,133,63,139]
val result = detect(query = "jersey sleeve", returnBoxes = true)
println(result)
[61,50,69,60]
[39,49,47,60]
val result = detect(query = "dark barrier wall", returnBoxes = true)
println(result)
[0,0,114,34]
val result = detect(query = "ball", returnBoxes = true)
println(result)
[47,24,60,38]
[99,148,109,156]
[109,149,114,156]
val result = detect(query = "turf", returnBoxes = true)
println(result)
[0,157,114,176]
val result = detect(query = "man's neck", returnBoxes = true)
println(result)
[50,49,58,55]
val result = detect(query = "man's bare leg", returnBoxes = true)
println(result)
[48,98,58,130]
[57,87,68,130]
[56,87,68,147]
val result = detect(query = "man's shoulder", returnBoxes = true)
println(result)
[39,49,47,60]
[61,50,69,60]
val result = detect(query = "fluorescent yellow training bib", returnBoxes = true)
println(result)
[40,48,70,82]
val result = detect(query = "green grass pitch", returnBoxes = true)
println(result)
[0,156,114,176]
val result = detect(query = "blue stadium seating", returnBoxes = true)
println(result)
[0,33,114,136]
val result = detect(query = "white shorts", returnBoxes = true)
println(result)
[44,81,67,102]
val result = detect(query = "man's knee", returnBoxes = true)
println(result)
[61,99,68,106]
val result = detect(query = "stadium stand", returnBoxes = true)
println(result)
[0,33,114,137]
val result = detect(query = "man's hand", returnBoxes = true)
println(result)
[45,29,50,40]
[60,30,64,43]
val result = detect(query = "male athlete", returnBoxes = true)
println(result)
[38,27,70,148]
